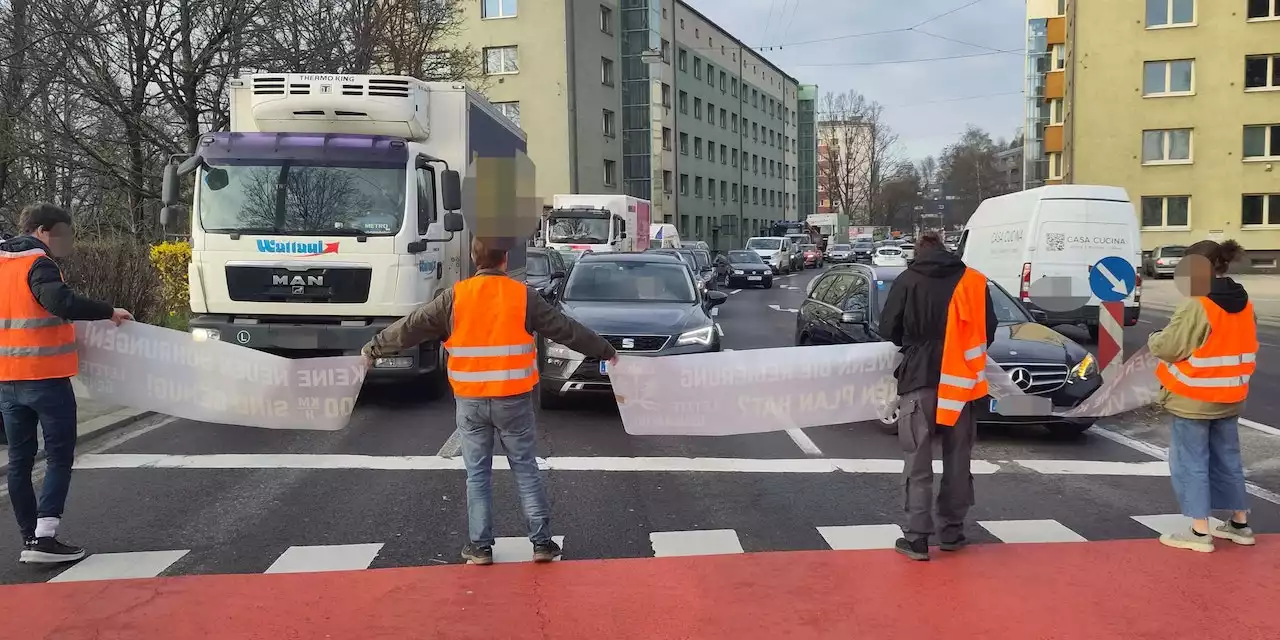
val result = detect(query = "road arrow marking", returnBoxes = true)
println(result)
[1096,263,1128,295]
[768,304,799,313]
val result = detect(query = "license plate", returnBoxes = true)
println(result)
[747,275,762,281]
[989,399,998,413]
[599,360,608,375]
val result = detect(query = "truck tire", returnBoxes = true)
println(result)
[423,346,451,399]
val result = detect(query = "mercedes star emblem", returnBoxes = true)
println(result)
[1008,367,1033,391]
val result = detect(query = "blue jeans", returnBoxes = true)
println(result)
[1168,415,1249,519]
[456,392,551,547]
[0,378,79,539]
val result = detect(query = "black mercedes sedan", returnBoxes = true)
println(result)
[794,264,1103,436]
[539,252,727,409]
[721,249,774,288]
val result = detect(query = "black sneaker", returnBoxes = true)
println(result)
[461,543,493,566]
[939,534,968,552]
[20,537,86,564]
[894,537,929,561]
[532,540,562,563]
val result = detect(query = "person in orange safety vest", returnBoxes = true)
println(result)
[1149,239,1256,553]
[879,231,996,561]
[1,203,132,565]
[363,237,616,566]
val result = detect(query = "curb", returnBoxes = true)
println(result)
[75,408,156,444]
[1141,302,1280,328]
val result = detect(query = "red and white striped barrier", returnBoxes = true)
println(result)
[1098,301,1124,381]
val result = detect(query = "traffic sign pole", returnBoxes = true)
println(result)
[1098,301,1124,381]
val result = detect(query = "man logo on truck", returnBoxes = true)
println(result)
[272,275,324,287]
[255,240,339,256]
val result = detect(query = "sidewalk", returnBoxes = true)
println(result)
[1,380,149,446]
[1,537,1275,639]
[1143,274,1280,325]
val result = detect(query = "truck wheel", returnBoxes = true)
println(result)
[423,347,450,399]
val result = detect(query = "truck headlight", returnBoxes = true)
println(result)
[677,325,715,346]
[545,341,583,360]
[1071,353,1098,379]
[733,269,744,275]
[191,328,220,342]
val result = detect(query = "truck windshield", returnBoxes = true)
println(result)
[199,163,407,235]
[548,217,610,244]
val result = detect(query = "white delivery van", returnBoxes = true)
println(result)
[745,236,792,274]
[650,223,682,248]
[958,185,1142,340]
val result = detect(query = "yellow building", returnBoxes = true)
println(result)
[1028,0,1280,268]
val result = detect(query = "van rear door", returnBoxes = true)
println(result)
[1034,198,1140,308]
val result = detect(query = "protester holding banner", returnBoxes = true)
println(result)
[0,203,133,564]
[879,231,996,561]
[1148,239,1256,553]
[363,237,616,566]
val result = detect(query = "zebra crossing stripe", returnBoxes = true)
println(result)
[817,524,901,550]
[48,550,190,583]
[650,529,744,557]
[1131,514,1227,537]
[491,536,567,563]
[264,543,384,574]
[978,519,1088,544]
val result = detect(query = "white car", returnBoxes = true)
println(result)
[872,246,908,267]
[898,242,915,262]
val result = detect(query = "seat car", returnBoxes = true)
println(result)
[539,252,727,409]
[1143,245,1185,279]
[721,249,773,288]
[745,236,792,274]
[794,264,1102,436]
[872,245,907,267]
[800,244,824,269]
[826,243,852,263]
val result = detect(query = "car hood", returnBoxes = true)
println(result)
[989,323,1089,364]
[751,248,781,257]
[559,300,711,335]
[730,261,771,270]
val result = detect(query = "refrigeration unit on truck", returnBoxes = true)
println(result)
[543,194,651,255]
[159,73,534,393]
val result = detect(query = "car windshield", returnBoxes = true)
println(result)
[1160,246,1186,257]
[693,250,710,269]
[873,280,1028,325]
[878,248,901,255]
[199,163,407,235]
[801,244,817,252]
[526,254,550,277]
[830,244,850,251]
[557,249,580,266]
[853,242,873,250]
[548,216,609,244]
[746,238,782,250]
[563,261,697,303]
[728,251,764,264]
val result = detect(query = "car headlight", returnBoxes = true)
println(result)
[545,341,583,360]
[733,269,744,275]
[677,325,715,346]
[191,328,220,342]
[1071,353,1098,379]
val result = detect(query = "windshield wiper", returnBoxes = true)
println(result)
[206,226,279,234]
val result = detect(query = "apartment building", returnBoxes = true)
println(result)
[1032,0,1280,266]
[455,0,810,250]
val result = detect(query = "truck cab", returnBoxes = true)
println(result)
[544,206,624,254]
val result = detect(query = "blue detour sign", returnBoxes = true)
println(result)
[1090,256,1137,302]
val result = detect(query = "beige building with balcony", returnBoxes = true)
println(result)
[1038,0,1280,267]
[453,0,808,250]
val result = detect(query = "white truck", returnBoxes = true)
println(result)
[159,73,533,393]
[543,194,651,255]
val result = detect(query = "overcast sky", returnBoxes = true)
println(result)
[688,0,1027,160]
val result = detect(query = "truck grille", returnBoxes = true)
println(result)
[602,334,669,352]
[225,266,372,304]
[998,362,1070,395]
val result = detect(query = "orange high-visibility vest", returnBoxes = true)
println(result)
[0,247,78,381]
[443,274,538,398]
[1155,298,1257,404]
[936,268,990,426]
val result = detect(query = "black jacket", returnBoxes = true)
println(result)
[879,248,998,395]
[0,235,114,321]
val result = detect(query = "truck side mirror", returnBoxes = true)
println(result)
[441,169,462,211]
[161,162,179,206]
[160,205,184,229]
[442,211,464,233]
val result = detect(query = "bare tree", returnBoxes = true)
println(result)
[938,125,1011,226]
[815,90,901,226]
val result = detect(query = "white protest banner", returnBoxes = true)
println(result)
[1051,346,1161,418]
[75,321,365,430]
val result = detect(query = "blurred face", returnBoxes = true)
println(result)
[34,222,74,258]
[1175,254,1213,297]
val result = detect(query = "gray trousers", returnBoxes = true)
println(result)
[898,387,976,544]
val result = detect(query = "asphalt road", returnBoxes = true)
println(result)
[3,266,1278,585]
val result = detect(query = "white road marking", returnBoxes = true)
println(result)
[722,348,735,351]
[785,429,824,457]
[1240,418,1280,437]
[1131,514,1226,536]
[1093,426,1280,505]
[491,536,566,563]
[264,543,384,574]
[436,429,463,457]
[715,322,724,337]
[650,529,744,557]
[1013,460,1169,476]
[978,519,1087,543]
[767,304,799,313]
[817,524,900,550]
[48,550,189,583]
[1137,319,1152,324]
[730,289,743,294]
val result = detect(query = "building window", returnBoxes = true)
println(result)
[482,0,517,19]
[603,160,616,186]
[1048,152,1063,179]
[679,91,688,113]
[695,177,703,198]
[720,144,727,164]
[720,108,727,128]
[679,48,687,71]
[662,127,672,151]
[1146,0,1194,28]
[599,5,612,34]
[708,144,715,163]
[661,39,670,63]
[602,109,615,137]
[731,79,738,97]
[1242,194,1280,226]
[720,71,727,93]
[1048,98,1065,125]
[679,174,688,196]
[694,98,702,119]
[1051,44,1066,71]
[483,46,519,75]
[1140,195,1190,228]
[731,115,738,132]
[663,170,673,194]
[680,132,688,155]
[601,57,614,86]
[1057,0,1066,15]
[708,178,716,201]
[1143,59,1194,96]
[731,148,738,167]
[694,57,702,79]
[694,137,703,158]
[1141,129,1192,164]
[753,187,759,205]
[1245,54,1280,90]
[1243,124,1280,159]
[752,155,758,173]
[493,101,520,127]
[662,83,671,108]
[720,181,728,201]
[1248,0,1280,19]
[742,184,749,201]
[732,183,739,202]
[707,65,715,87]
[707,103,715,126]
